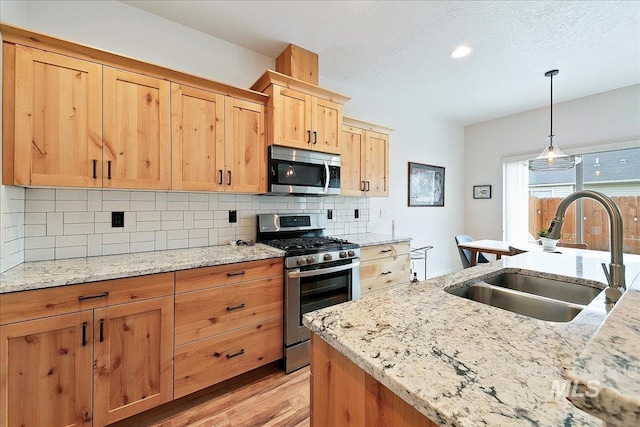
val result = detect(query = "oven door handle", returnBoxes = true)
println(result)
[323,160,330,193]
[288,261,360,279]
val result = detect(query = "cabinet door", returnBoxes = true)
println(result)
[93,296,174,426]
[103,67,170,190]
[365,131,389,196]
[13,45,102,187]
[171,84,225,191]
[0,312,93,427]
[225,98,266,193]
[340,125,366,196]
[270,85,312,150]
[312,97,342,155]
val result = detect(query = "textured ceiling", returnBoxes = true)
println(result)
[121,0,640,126]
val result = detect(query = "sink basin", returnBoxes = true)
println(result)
[483,273,602,305]
[447,283,585,322]
[446,273,604,322]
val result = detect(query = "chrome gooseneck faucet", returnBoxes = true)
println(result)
[546,190,626,304]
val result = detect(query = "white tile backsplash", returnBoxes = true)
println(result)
[1,189,371,264]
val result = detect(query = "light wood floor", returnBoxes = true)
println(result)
[109,363,310,427]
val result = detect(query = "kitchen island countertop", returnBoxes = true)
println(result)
[304,249,640,426]
[0,243,284,294]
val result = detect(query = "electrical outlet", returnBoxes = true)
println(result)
[380,209,390,218]
[327,209,333,220]
[354,209,359,219]
[229,210,237,223]
[112,211,124,228]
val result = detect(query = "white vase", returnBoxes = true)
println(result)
[540,237,558,250]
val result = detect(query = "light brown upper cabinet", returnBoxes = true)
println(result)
[103,67,171,190]
[7,44,103,187]
[2,24,269,191]
[224,97,266,193]
[251,70,349,156]
[172,84,265,193]
[341,118,391,197]
[171,84,225,191]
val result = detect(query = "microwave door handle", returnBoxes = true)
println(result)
[323,161,330,193]
[287,261,360,278]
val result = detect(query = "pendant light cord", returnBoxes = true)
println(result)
[549,71,553,147]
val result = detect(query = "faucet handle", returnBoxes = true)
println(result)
[601,262,611,286]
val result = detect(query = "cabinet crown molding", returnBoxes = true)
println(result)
[0,22,268,104]
[343,116,394,134]
[251,69,350,104]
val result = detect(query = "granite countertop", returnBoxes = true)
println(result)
[0,243,284,294]
[567,272,640,426]
[303,250,640,427]
[333,232,412,247]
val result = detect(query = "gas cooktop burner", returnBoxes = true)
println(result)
[263,237,354,252]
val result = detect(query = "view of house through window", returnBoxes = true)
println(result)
[528,147,640,254]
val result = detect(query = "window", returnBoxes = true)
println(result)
[525,147,640,254]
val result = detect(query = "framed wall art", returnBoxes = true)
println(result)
[473,185,492,199]
[408,162,445,207]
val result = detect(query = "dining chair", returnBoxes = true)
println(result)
[455,235,489,269]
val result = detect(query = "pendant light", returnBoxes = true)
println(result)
[529,69,581,171]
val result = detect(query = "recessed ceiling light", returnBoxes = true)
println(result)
[451,46,472,58]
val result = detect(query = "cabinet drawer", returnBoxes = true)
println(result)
[361,242,410,262]
[174,317,283,398]
[175,276,283,346]
[175,258,283,293]
[361,254,410,294]
[0,273,174,325]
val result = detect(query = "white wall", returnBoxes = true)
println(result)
[464,84,640,241]
[0,0,466,276]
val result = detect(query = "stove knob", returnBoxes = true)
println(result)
[296,257,306,266]
[324,253,332,261]
[339,251,347,258]
[306,255,315,264]
[347,250,355,257]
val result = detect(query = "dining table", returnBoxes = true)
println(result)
[457,239,547,266]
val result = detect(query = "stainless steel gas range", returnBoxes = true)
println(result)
[257,213,361,373]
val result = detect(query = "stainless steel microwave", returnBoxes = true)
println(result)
[268,146,340,195]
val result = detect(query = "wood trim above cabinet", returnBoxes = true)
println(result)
[0,23,267,105]
[343,116,394,134]
[250,70,350,104]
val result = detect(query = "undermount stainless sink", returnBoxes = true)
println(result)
[446,273,604,322]
[483,273,602,305]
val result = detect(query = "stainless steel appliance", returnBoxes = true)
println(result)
[258,213,360,373]
[268,146,340,195]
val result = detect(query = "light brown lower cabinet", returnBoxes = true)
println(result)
[0,273,174,427]
[310,333,438,427]
[360,242,411,294]
[173,258,284,398]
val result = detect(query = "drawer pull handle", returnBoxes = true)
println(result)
[307,130,311,144]
[81,322,87,347]
[380,249,393,253]
[227,271,246,277]
[78,292,109,301]
[227,170,232,186]
[226,303,245,311]
[218,169,223,185]
[381,271,392,275]
[313,131,317,145]
[361,181,366,191]
[226,349,245,359]
[99,319,105,342]
[107,160,112,180]
[92,159,97,179]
